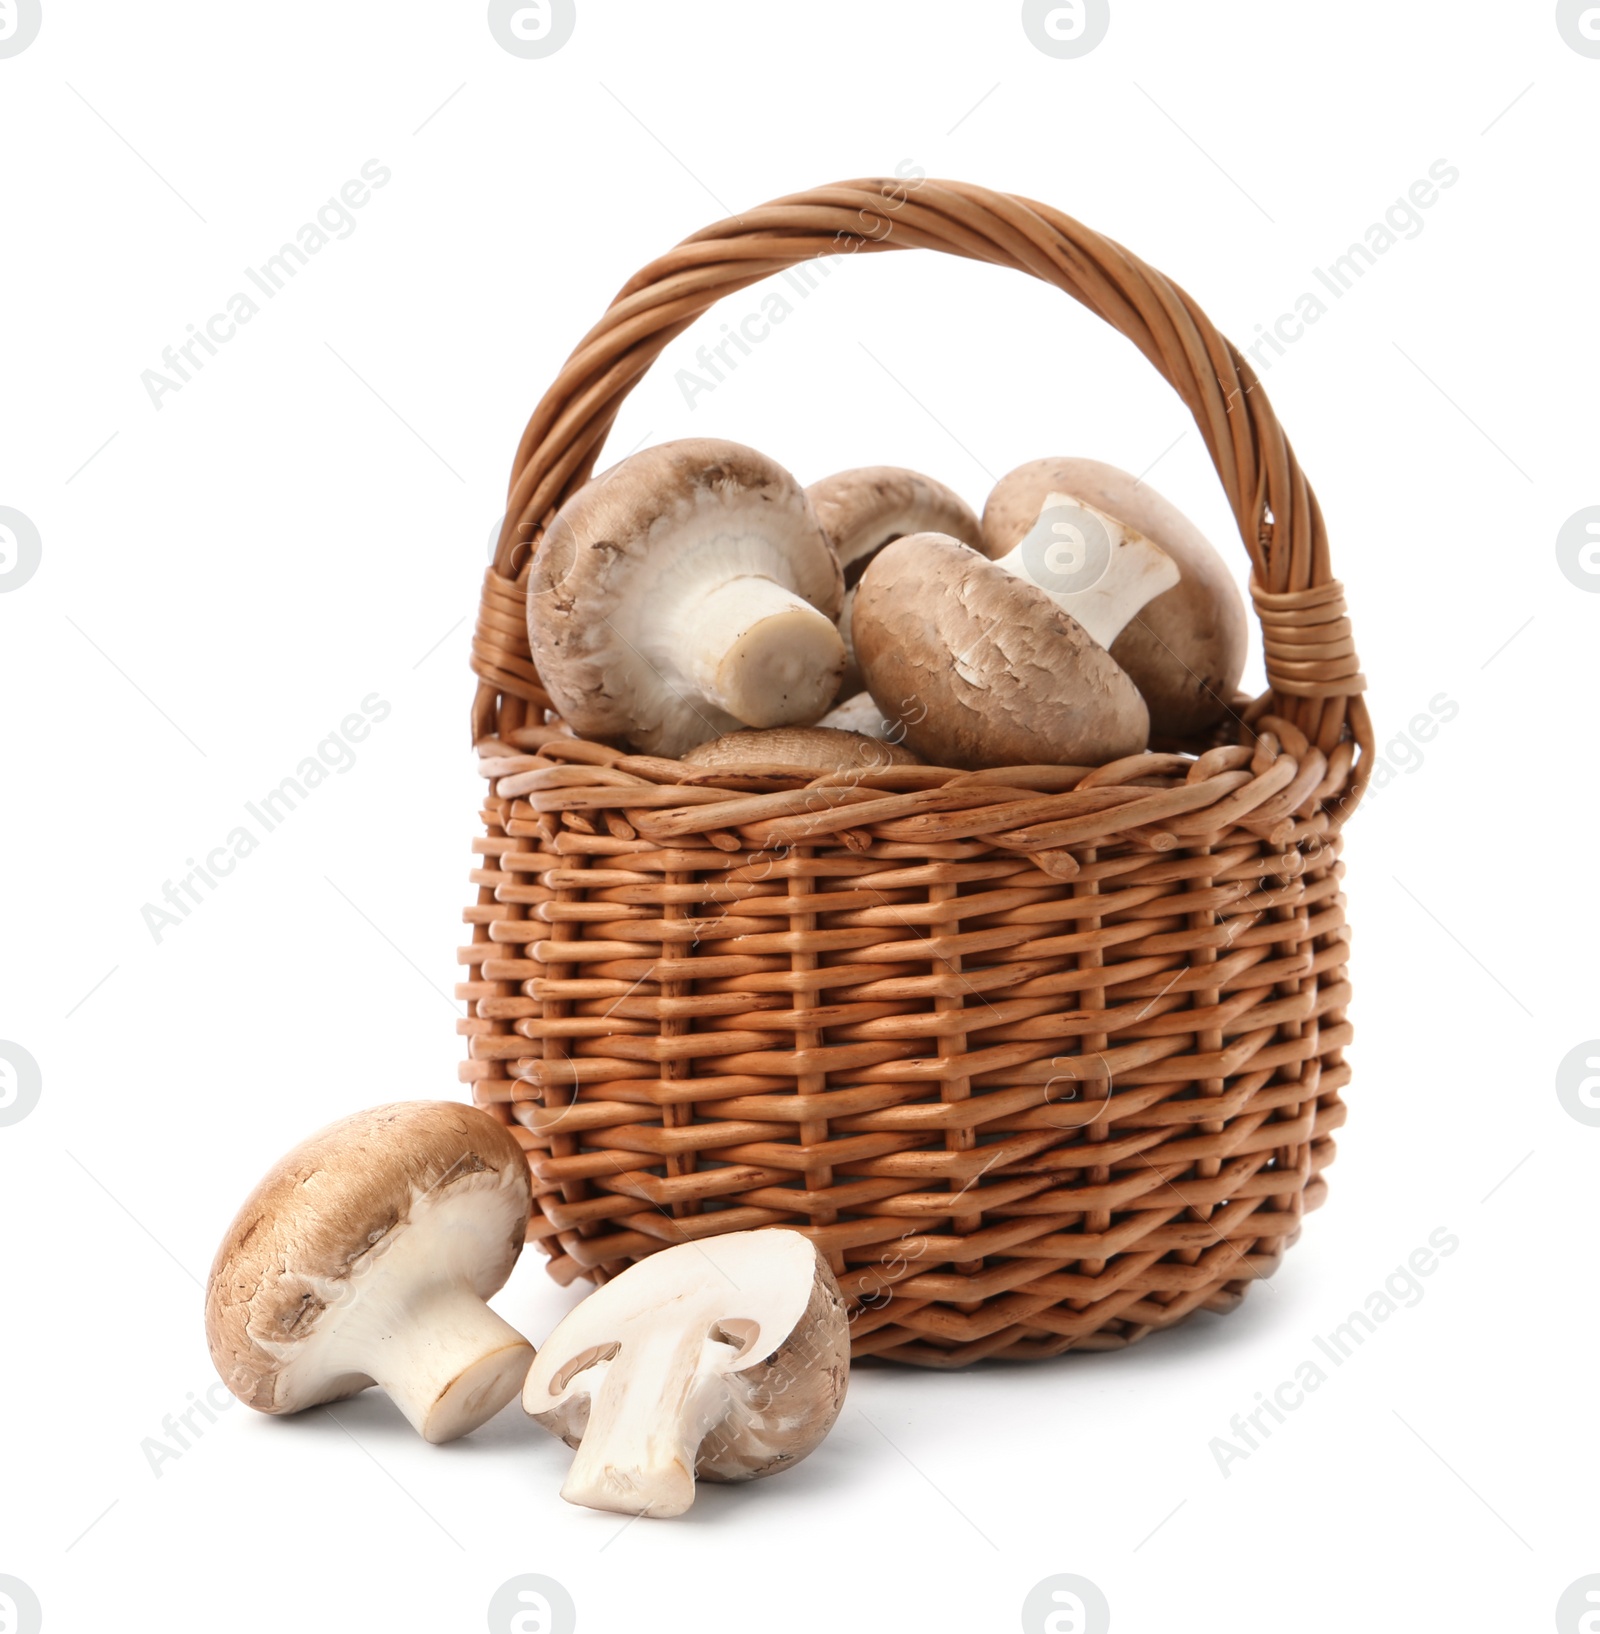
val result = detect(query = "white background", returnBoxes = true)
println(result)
[2,3,1595,1631]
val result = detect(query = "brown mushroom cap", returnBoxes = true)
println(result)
[981,458,1247,738]
[807,466,983,702]
[852,533,1150,770]
[205,1102,531,1415]
[681,726,920,772]
[528,439,845,757]
[807,466,982,574]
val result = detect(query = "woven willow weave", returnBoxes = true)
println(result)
[460,178,1371,1366]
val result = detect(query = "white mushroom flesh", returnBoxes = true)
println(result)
[523,1229,848,1518]
[987,490,1179,648]
[254,1179,533,1445]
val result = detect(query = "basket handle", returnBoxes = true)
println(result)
[473,176,1370,787]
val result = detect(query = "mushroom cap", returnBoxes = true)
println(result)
[524,1228,849,1485]
[205,1102,532,1414]
[528,439,843,754]
[806,465,983,575]
[852,532,1150,770]
[807,466,983,703]
[681,726,920,772]
[981,458,1247,738]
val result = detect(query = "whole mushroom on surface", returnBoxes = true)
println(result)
[527,438,846,759]
[850,531,1150,770]
[805,465,983,699]
[205,1102,535,1445]
[523,1229,851,1518]
[982,457,1248,738]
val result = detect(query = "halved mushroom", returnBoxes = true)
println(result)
[982,458,1248,737]
[523,1229,850,1518]
[528,439,846,758]
[682,725,919,772]
[807,466,982,698]
[852,532,1150,769]
[205,1102,535,1444]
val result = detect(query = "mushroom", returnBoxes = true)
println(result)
[205,1102,535,1444]
[806,465,982,698]
[979,488,1179,650]
[982,458,1248,737]
[851,532,1150,769]
[681,725,919,771]
[528,439,846,758]
[817,691,895,740]
[523,1228,850,1518]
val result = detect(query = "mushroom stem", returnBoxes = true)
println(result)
[329,1281,534,1445]
[558,1325,731,1518]
[988,492,1179,649]
[683,575,846,729]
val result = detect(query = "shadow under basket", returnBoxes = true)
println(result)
[460,178,1372,1367]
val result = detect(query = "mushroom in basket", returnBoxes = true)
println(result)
[527,438,847,759]
[805,464,983,700]
[982,457,1248,737]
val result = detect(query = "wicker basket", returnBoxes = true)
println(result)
[460,177,1371,1367]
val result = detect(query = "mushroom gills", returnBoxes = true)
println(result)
[523,1228,850,1517]
[263,1182,534,1445]
[527,439,846,758]
[204,1101,535,1445]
